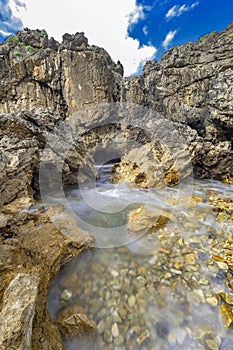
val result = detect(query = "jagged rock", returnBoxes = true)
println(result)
[0,24,232,198]
[0,273,39,350]
[127,206,170,233]
[57,305,96,339]
[0,198,94,349]
[0,109,95,206]
[61,32,88,50]
[0,29,122,116]
[122,23,233,179]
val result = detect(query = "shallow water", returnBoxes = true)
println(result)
[47,169,233,350]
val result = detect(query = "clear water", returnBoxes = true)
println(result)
[47,166,233,350]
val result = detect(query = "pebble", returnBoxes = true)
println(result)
[111,323,119,338]
[114,336,124,346]
[174,260,184,269]
[128,269,137,276]
[97,320,106,334]
[199,278,209,285]
[60,289,72,301]
[104,329,113,343]
[205,338,219,350]
[128,295,136,308]
[133,276,147,288]
[164,272,172,279]
[206,297,218,307]
[118,307,127,321]
[219,292,233,305]
[170,268,182,275]
[138,266,146,276]
[120,269,128,277]
[184,254,197,265]
[219,304,233,328]
[110,270,119,277]
[133,326,141,335]
[167,332,177,346]
[216,262,229,270]
[136,330,150,345]
[195,289,205,303]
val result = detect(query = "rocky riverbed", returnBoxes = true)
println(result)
[47,179,233,350]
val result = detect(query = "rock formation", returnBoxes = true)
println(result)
[0,25,232,204]
[0,24,233,349]
[123,22,233,180]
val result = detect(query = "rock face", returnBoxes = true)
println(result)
[0,29,122,116]
[0,197,94,350]
[0,273,39,350]
[123,23,233,180]
[0,25,232,202]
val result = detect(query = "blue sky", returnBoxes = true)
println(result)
[0,0,233,75]
[129,0,233,60]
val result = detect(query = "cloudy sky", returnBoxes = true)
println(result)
[1,0,233,76]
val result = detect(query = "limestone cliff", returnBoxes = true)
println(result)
[122,22,233,180]
[0,25,233,205]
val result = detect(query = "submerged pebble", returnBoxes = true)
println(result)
[47,179,233,350]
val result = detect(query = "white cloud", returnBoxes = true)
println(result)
[165,2,199,19]
[128,5,145,27]
[0,29,13,37]
[0,0,23,35]
[9,0,156,76]
[162,29,177,49]
[143,25,149,36]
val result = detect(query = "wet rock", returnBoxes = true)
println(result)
[216,262,229,270]
[136,330,150,345]
[57,305,96,338]
[104,329,113,343]
[219,304,233,328]
[111,323,119,338]
[114,335,124,346]
[127,206,169,233]
[0,201,94,349]
[0,273,39,350]
[97,320,106,335]
[61,289,73,302]
[128,295,136,308]
[133,276,147,289]
[206,297,219,307]
[168,332,177,346]
[118,306,128,321]
[184,254,197,265]
[205,338,219,350]
[219,293,233,305]
[110,269,119,277]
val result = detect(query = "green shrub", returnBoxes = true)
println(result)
[26,45,35,53]
[198,31,214,43]
[7,35,20,44]
[229,33,233,37]
[13,50,22,56]
[40,29,47,36]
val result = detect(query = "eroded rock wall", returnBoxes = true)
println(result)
[0,25,233,197]
[122,22,233,179]
[0,29,122,117]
